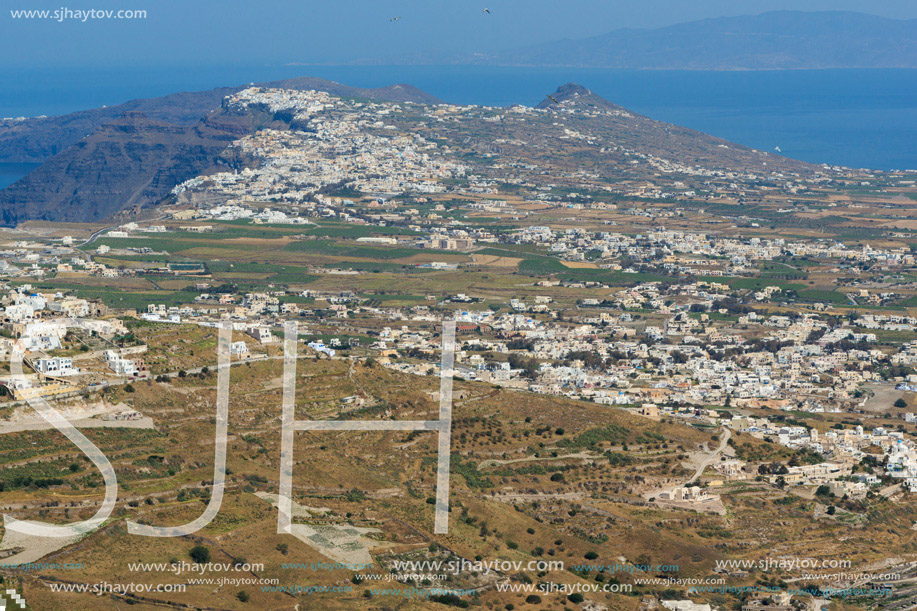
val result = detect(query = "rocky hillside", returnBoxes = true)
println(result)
[0,108,269,225]
[0,77,441,164]
[533,83,813,174]
[0,77,441,226]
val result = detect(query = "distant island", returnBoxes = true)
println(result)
[417,11,917,70]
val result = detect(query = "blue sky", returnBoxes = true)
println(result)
[4,0,917,68]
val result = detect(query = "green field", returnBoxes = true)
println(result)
[797,289,849,304]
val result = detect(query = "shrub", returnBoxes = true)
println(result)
[429,593,470,608]
[189,545,210,564]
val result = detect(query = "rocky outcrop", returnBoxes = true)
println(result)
[0,108,271,225]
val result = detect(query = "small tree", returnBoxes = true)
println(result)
[189,544,210,564]
[894,398,908,408]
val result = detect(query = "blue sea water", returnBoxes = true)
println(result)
[0,65,915,174]
[0,163,41,189]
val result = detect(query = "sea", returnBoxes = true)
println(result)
[1,65,915,188]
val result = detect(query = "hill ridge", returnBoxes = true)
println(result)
[477,10,917,70]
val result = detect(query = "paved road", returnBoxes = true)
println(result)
[77,212,167,248]
[686,427,732,485]
[79,224,119,248]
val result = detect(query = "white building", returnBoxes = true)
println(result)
[34,356,78,376]
[104,350,138,376]
[307,340,336,357]
[246,326,273,344]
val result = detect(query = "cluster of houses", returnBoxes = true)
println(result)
[372,289,902,416]
[170,87,468,209]
[511,226,915,272]
[720,415,911,495]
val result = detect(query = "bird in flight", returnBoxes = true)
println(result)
[482,8,491,14]
[390,16,402,22]
[545,94,560,104]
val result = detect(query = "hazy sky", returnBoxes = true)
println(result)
[4,0,917,68]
